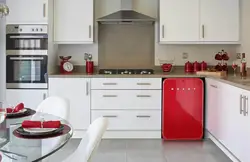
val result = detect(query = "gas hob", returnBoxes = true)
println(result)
[99,69,154,75]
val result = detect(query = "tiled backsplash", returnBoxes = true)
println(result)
[56,0,239,66]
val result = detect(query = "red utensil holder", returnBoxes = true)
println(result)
[86,61,94,74]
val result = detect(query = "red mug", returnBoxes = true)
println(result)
[86,61,94,74]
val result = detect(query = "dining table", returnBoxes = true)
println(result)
[0,111,73,162]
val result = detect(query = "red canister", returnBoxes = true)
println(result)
[86,61,94,74]
[200,61,207,71]
[193,61,201,72]
[185,61,193,73]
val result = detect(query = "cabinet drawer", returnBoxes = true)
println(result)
[91,110,161,131]
[91,78,161,90]
[91,90,161,110]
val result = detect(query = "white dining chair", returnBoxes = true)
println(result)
[62,117,108,162]
[34,96,70,162]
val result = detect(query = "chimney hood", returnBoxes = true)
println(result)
[97,0,155,24]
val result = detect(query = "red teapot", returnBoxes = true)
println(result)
[185,61,193,73]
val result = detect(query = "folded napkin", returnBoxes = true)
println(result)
[6,103,24,113]
[22,120,61,128]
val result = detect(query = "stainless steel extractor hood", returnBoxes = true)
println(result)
[97,0,155,24]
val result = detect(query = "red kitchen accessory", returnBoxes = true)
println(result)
[193,61,201,72]
[215,52,222,60]
[162,78,204,140]
[215,63,222,71]
[86,61,94,74]
[200,61,207,71]
[59,56,73,74]
[222,51,229,61]
[159,59,175,73]
[185,61,193,73]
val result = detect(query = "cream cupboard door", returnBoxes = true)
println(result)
[54,0,94,44]
[6,0,48,24]
[159,0,199,43]
[48,78,91,130]
[200,0,239,42]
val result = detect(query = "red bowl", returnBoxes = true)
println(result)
[161,64,173,72]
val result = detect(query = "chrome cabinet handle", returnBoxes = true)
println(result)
[210,84,217,88]
[245,96,249,116]
[136,95,151,98]
[162,25,165,38]
[103,115,117,118]
[240,95,244,114]
[202,25,205,38]
[103,83,117,85]
[86,82,89,96]
[43,3,46,17]
[137,83,151,85]
[43,93,46,100]
[103,95,117,97]
[89,25,92,38]
[136,115,151,118]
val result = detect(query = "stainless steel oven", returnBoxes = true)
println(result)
[6,25,48,89]
[6,25,48,55]
[6,55,48,89]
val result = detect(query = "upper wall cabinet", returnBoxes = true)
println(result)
[53,0,94,44]
[6,0,48,24]
[159,0,240,44]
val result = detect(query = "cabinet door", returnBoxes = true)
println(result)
[159,0,199,42]
[54,0,93,43]
[48,78,91,130]
[200,0,239,42]
[6,89,47,110]
[205,78,221,137]
[6,0,48,24]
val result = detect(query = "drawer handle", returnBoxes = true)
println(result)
[103,115,117,118]
[136,115,151,118]
[210,84,217,88]
[103,83,117,85]
[136,95,151,98]
[103,95,117,97]
[137,83,151,85]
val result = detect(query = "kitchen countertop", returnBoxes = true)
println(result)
[49,70,250,91]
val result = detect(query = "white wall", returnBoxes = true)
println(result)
[57,0,238,66]
[0,0,6,102]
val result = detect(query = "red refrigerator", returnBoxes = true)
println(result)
[162,78,204,140]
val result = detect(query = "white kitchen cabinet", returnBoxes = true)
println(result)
[159,0,200,42]
[53,0,94,44]
[48,78,91,133]
[159,0,239,44]
[6,89,47,110]
[6,0,48,24]
[200,0,239,42]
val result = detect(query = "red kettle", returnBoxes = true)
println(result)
[200,61,207,71]
[193,61,201,72]
[185,61,193,73]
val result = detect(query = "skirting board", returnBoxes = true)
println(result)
[207,131,240,162]
[72,130,161,139]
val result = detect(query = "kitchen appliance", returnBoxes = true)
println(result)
[6,25,48,55]
[162,78,204,140]
[98,69,154,75]
[6,55,48,89]
[193,61,201,72]
[6,25,48,89]
[185,61,193,73]
[60,56,73,74]
[97,0,155,24]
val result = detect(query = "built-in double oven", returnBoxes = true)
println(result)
[6,25,48,89]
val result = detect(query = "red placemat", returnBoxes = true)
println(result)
[13,124,71,139]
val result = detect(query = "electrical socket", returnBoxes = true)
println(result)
[182,52,188,59]
[236,53,241,59]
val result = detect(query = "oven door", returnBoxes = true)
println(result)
[6,55,48,89]
[6,34,48,55]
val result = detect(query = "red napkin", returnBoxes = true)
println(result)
[6,103,24,113]
[22,120,61,128]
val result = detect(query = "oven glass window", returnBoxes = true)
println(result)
[13,60,41,82]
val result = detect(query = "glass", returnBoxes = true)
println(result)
[232,61,238,77]
[0,112,73,161]
[0,101,12,145]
